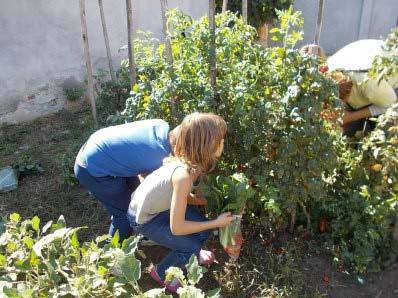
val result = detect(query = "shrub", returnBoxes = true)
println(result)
[63,85,85,102]
[122,9,341,229]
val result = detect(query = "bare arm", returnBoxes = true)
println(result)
[169,168,233,236]
[342,107,371,125]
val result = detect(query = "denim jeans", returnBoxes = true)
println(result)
[74,164,140,240]
[128,205,211,279]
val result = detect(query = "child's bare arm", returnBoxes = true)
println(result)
[170,168,233,235]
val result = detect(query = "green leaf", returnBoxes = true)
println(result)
[33,227,72,257]
[41,220,52,234]
[31,216,40,232]
[144,288,171,298]
[9,213,20,223]
[206,288,221,298]
[111,230,120,248]
[95,234,110,244]
[186,255,207,285]
[15,258,31,271]
[56,215,66,229]
[70,231,80,249]
[3,287,19,298]
[120,255,141,282]
[0,254,6,267]
[165,267,185,284]
[30,252,40,267]
[98,265,108,276]
[23,237,34,249]
[176,285,204,297]
[121,235,140,255]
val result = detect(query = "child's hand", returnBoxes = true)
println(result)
[215,212,234,228]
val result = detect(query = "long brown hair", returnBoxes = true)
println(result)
[169,112,227,174]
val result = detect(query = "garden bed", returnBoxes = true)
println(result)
[1,108,397,297]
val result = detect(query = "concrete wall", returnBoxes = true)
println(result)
[0,0,207,124]
[294,0,398,54]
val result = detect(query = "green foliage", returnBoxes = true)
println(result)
[313,104,398,273]
[269,7,304,49]
[119,8,396,273]
[215,0,294,28]
[63,85,85,102]
[0,214,219,297]
[94,70,130,124]
[203,173,255,215]
[164,255,220,298]
[122,8,340,225]
[0,214,143,297]
[369,27,398,84]
[13,156,43,176]
[59,153,78,187]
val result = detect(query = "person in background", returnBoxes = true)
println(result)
[300,40,397,137]
[127,112,234,293]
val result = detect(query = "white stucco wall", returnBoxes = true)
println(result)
[0,0,208,124]
[294,0,398,54]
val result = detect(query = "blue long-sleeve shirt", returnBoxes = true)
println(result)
[79,119,171,177]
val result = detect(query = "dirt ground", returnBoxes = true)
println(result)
[1,108,397,297]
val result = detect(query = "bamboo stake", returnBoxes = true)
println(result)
[314,0,324,46]
[209,0,217,100]
[126,0,137,87]
[222,0,228,13]
[242,0,247,24]
[79,0,98,127]
[98,0,116,82]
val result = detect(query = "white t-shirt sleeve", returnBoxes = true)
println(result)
[368,104,387,117]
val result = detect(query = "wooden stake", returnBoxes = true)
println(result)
[160,0,173,66]
[258,23,269,47]
[126,0,137,87]
[222,0,228,13]
[98,0,116,82]
[314,0,324,45]
[79,0,98,127]
[242,0,247,24]
[209,0,216,99]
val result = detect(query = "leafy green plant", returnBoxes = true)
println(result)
[58,145,80,187]
[13,156,44,176]
[0,213,142,297]
[163,255,220,298]
[121,9,341,231]
[119,8,396,273]
[215,0,293,29]
[312,104,398,273]
[94,70,130,123]
[369,27,398,83]
[203,173,255,215]
[269,7,304,49]
[203,173,254,260]
[0,214,217,297]
[63,85,85,102]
